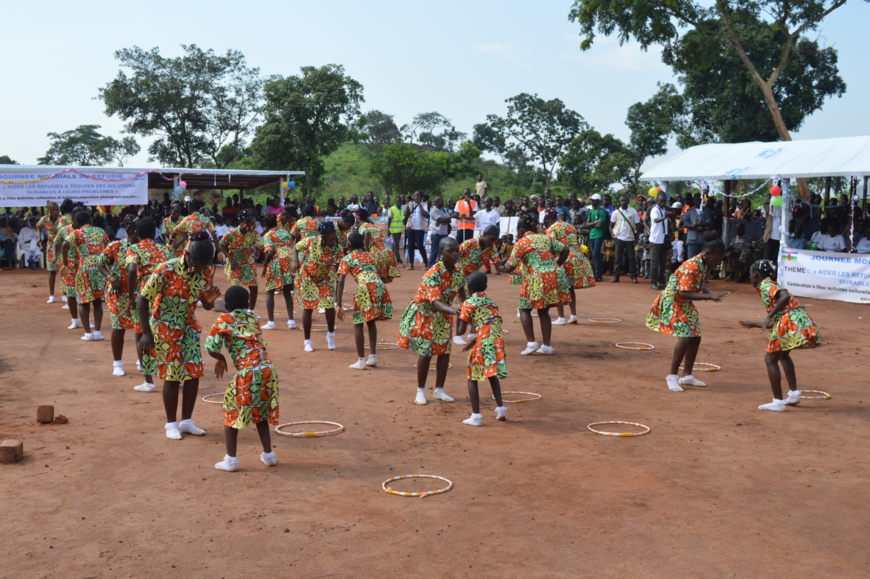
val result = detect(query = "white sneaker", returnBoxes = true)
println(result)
[81,333,95,341]
[666,374,684,392]
[759,399,787,412]
[318,308,326,314]
[303,339,314,352]
[287,319,297,329]
[521,341,540,356]
[47,295,56,304]
[262,321,276,330]
[68,319,80,329]
[495,406,507,421]
[112,362,125,377]
[552,317,567,325]
[463,414,483,427]
[215,455,239,472]
[349,358,367,370]
[366,354,378,367]
[679,375,706,387]
[92,331,104,341]
[414,388,427,405]
[260,451,277,467]
[536,345,555,355]
[136,359,142,372]
[531,311,539,317]
[179,419,206,436]
[133,382,156,392]
[516,309,521,318]
[785,390,801,405]
[61,295,68,303]
[433,388,455,402]
[165,422,182,440]
[326,331,337,350]
[61,304,69,310]
[568,315,579,324]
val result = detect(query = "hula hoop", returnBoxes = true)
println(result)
[376,341,399,350]
[310,327,327,332]
[614,342,655,351]
[201,392,223,404]
[414,363,453,370]
[800,390,832,400]
[274,421,345,438]
[382,474,453,498]
[491,391,542,403]
[679,362,721,372]
[588,317,622,324]
[587,421,651,437]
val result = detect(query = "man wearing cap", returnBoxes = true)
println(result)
[584,194,608,282]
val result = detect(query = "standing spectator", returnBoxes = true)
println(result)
[454,188,478,244]
[346,194,361,214]
[364,192,380,216]
[475,174,487,198]
[682,197,712,258]
[601,194,616,216]
[428,196,454,268]
[476,198,501,236]
[762,196,783,260]
[405,191,429,270]
[386,195,405,265]
[648,193,671,290]
[0,217,17,268]
[583,194,608,282]
[610,195,640,283]
[493,196,504,216]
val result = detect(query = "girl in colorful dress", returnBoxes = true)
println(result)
[261,212,296,330]
[646,239,730,392]
[162,202,185,257]
[398,236,466,405]
[174,198,218,253]
[55,206,80,328]
[457,225,500,280]
[455,272,507,426]
[292,222,343,352]
[63,211,109,341]
[36,201,65,303]
[543,209,596,325]
[127,217,170,393]
[219,209,263,311]
[206,285,279,472]
[495,217,570,356]
[740,259,820,412]
[335,232,393,370]
[97,215,139,376]
[137,231,221,440]
[290,204,319,241]
[357,208,400,283]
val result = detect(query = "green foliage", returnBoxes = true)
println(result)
[99,44,262,168]
[409,112,466,151]
[252,64,364,190]
[355,110,401,146]
[0,155,18,165]
[37,124,140,167]
[368,142,480,195]
[559,129,633,195]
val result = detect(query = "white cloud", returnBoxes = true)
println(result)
[476,42,533,69]
[561,37,667,71]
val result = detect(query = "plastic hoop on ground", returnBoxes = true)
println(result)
[588,317,622,324]
[382,474,453,498]
[414,363,453,370]
[587,421,651,437]
[491,391,542,403]
[376,341,399,350]
[310,327,327,332]
[614,342,655,351]
[274,420,345,438]
[800,390,832,400]
[679,362,721,372]
[202,392,223,404]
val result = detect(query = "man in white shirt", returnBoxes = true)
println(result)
[610,195,640,282]
[18,216,41,269]
[405,190,429,269]
[818,223,847,252]
[854,226,870,253]
[648,192,671,290]
[475,198,501,235]
[763,200,782,260]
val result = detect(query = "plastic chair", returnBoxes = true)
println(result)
[15,239,44,269]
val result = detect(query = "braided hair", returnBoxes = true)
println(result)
[188,230,214,264]
[750,259,777,282]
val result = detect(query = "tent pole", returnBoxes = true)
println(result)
[824,177,831,219]
[723,180,731,244]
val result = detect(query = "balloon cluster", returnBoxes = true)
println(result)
[648,186,663,198]
[171,180,187,200]
[282,181,296,191]
[770,185,784,208]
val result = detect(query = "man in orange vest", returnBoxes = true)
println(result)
[453,188,478,244]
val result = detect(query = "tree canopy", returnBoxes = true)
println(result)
[355,110,402,146]
[559,129,632,195]
[37,124,139,167]
[0,155,17,165]
[369,141,481,195]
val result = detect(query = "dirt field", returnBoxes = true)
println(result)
[1,265,868,578]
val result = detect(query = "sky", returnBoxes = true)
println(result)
[1,0,869,169]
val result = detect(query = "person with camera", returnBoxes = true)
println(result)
[648,192,672,290]
[610,195,640,283]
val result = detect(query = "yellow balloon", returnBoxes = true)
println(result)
[648,187,659,197]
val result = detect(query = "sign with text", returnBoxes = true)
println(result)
[0,170,148,208]
[777,248,870,304]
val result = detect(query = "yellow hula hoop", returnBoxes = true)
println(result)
[679,362,722,372]
[588,317,622,323]
[614,342,655,351]
[201,393,223,404]
[587,421,651,437]
[274,420,345,438]
[491,391,542,403]
[382,474,453,498]
[414,362,453,370]
[800,390,832,400]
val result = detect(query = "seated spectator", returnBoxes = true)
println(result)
[854,226,870,253]
[818,223,846,252]
[0,217,18,268]
[18,216,40,269]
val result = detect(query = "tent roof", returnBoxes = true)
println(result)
[641,136,870,182]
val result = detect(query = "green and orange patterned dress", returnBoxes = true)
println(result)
[68,225,109,303]
[99,239,133,330]
[646,254,705,337]
[505,233,570,310]
[459,291,507,381]
[756,277,820,353]
[175,211,215,248]
[127,238,170,334]
[359,221,400,283]
[294,236,343,310]
[57,221,78,298]
[545,220,595,289]
[162,215,185,257]
[263,227,295,292]
[397,261,465,357]
[36,213,66,271]
[220,226,262,286]
[337,250,392,324]
[290,217,319,240]
[457,238,497,279]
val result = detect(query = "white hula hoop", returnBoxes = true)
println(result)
[274,420,345,438]
[614,342,655,351]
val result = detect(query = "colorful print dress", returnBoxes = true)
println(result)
[58,222,78,298]
[220,226,262,286]
[397,261,465,357]
[290,217,319,240]
[175,212,215,247]
[294,236,343,309]
[338,250,393,324]
[546,221,595,289]
[263,227,295,292]
[646,254,705,337]
[756,277,820,353]
[99,239,133,330]
[68,226,109,303]
[139,257,215,381]
[459,291,507,381]
[359,221,400,283]
[457,238,496,278]
[162,216,185,257]
[127,238,170,333]
[506,233,569,310]
[36,215,61,271]
[205,310,279,429]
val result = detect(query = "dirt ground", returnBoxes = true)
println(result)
[1,265,868,578]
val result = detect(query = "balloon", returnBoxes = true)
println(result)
[288,181,296,189]
[179,181,187,189]
[281,181,289,190]
[171,186,184,200]
[770,186,781,196]
[770,195,784,208]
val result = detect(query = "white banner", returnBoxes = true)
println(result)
[0,170,148,207]
[778,247,870,304]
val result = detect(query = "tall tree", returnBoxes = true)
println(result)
[623,83,684,194]
[559,129,633,194]
[37,125,139,167]
[99,44,262,168]
[369,143,443,195]
[411,112,466,151]
[483,93,586,186]
[355,110,401,146]
[0,155,18,165]
[252,64,364,189]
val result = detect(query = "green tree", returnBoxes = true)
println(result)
[355,110,401,146]
[411,112,466,151]
[37,124,140,166]
[0,155,17,165]
[252,64,364,189]
[559,129,633,194]
[484,93,586,186]
[99,44,262,168]
[623,83,684,194]
[369,143,442,195]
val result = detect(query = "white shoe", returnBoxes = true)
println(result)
[81,333,95,341]
[318,308,326,314]
[196,300,203,307]
[61,295,68,303]
[366,354,378,367]
[179,419,206,436]
[785,390,801,405]
[433,388,455,402]
[536,345,554,355]
[552,317,567,325]
[666,374,684,392]
[495,406,507,421]
[262,321,276,330]
[521,341,540,356]
[759,399,787,412]
[136,359,141,372]
[303,339,314,352]
[287,319,297,329]
[463,414,483,427]
[260,451,277,467]
[68,319,80,329]
[133,382,156,392]
[414,388,427,405]
[92,331,104,341]
[215,455,239,472]
[517,309,521,318]
[568,315,578,324]
[47,295,56,304]
[326,331,336,350]
[531,310,539,317]
[349,358,367,370]
[679,375,706,387]
[112,362,125,377]
[61,304,69,310]
[165,422,182,440]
